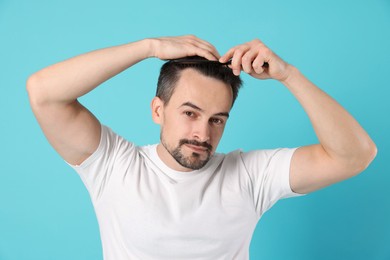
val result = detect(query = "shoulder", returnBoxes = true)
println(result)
[215,148,297,177]
[239,148,297,163]
[219,148,296,162]
[74,125,139,168]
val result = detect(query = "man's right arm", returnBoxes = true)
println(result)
[27,35,220,165]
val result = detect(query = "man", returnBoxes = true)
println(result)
[27,35,377,259]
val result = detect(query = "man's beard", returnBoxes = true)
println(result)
[161,137,213,170]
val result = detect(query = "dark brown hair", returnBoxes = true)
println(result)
[156,56,242,107]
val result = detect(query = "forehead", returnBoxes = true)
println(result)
[168,69,233,112]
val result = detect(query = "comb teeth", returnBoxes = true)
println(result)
[169,57,231,67]
[169,57,269,68]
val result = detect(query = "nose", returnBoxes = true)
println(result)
[192,120,211,143]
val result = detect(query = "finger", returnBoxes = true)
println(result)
[241,49,258,74]
[252,54,266,74]
[231,44,253,75]
[197,48,220,61]
[185,45,220,61]
[189,41,220,60]
[195,43,220,60]
[193,38,220,59]
[219,47,235,63]
[184,35,220,60]
[231,48,246,76]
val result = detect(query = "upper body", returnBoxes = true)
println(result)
[27,35,377,257]
[73,125,299,259]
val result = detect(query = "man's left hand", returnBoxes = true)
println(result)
[219,39,292,82]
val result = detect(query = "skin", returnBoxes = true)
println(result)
[27,35,377,195]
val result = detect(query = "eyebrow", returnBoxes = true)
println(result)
[180,102,230,118]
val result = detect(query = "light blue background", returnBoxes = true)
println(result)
[1,0,389,259]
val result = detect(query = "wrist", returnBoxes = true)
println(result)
[142,38,160,58]
[130,38,155,59]
[280,65,300,85]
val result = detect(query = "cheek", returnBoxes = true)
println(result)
[210,128,225,146]
[163,116,191,139]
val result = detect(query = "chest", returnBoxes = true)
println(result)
[95,168,258,258]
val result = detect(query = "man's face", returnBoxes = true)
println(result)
[153,69,233,172]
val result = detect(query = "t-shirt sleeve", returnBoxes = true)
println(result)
[240,148,304,216]
[68,124,136,202]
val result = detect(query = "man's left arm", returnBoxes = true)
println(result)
[220,39,377,194]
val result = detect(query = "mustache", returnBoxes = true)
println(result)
[179,139,213,151]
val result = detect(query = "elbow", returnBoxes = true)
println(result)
[26,72,48,107]
[363,140,377,168]
[26,73,39,104]
[351,139,377,175]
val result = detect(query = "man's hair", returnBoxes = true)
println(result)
[156,56,242,107]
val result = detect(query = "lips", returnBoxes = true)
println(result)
[185,143,209,153]
[179,139,212,153]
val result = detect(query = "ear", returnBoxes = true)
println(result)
[151,97,164,124]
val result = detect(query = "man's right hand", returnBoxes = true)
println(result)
[149,35,220,61]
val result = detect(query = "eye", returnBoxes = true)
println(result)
[210,118,224,125]
[184,111,195,117]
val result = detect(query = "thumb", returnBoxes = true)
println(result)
[219,48,234,63]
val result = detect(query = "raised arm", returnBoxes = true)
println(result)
[27,35,220,165]
[220,39,377,194]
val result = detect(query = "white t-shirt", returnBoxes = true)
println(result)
[71,125,301,260]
